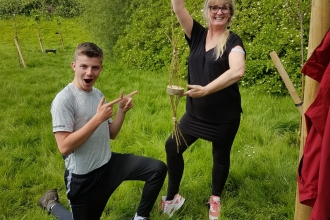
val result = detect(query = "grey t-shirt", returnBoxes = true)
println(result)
[51,83,111,174]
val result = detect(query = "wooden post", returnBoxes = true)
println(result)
[14,36,26,68]
[38,33,44,53]
[269,51,303,117]
[55,16,64,49]
[58,29,64,49]
[294,0,330,219]
[35,15,44,53]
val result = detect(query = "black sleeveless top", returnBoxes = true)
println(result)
[185,20,245,123]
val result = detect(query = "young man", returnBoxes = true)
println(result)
[38,42,167,220]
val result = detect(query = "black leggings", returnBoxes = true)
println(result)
[165,120,240,200]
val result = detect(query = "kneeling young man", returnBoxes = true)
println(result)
[38,42,167,220]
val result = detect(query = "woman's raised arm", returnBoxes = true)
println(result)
[171,0,194,38]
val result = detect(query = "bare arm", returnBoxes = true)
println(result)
[109,91,138,139]
[171,0,194,38]
[184,46,245,97]
[54,96,121,156]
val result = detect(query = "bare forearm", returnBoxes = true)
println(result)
[206,68,244,93]
[109,110,126,139]
[56,116,103,156]
[171,0,185,13]
[205,52,246,94]
[171,0,193,38]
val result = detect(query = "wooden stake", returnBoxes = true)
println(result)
[294,0,330,219]
[14,36,26,68]
[56,17,64,49]
[270,51,303,116]
[38,33,44,53]
[58,29,64,49]
[35,15,44,53]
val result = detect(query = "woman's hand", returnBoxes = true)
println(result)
[183,85,208,98]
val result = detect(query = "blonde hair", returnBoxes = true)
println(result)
[202,0,235,59]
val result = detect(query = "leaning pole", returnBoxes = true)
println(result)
[294,0,330,219]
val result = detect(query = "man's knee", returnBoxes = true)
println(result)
[154,160,167,175]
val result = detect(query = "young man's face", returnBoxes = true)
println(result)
[71,55,103,92]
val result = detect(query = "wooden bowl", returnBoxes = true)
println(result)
[166,85,184,96]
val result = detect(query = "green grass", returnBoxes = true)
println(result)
[0,16,300,219]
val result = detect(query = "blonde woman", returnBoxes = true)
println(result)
[160,0,245,219]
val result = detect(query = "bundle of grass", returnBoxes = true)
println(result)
[166,15,187,153]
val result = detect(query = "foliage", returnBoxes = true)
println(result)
[78,0,126,57]
[233,0,311,95]
[80,0,175,70]
[81,0,311,95]
[0,0,83,18]
[113,0,172,71]
[0,0,312,94]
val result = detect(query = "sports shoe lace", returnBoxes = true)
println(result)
[158,199,165,211]
[209,199,220,213]
[208,199,220,212]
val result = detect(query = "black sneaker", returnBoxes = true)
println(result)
[37,189,59,214]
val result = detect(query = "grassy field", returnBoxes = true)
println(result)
[0,16,301,219]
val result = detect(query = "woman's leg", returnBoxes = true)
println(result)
[165,131,197,200]
[211,118,240,196]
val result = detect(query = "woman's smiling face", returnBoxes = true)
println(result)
[209,1,231,25]
[203,0,234,27]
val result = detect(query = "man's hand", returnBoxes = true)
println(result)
[118,90,138,112]
[96,96,122,122]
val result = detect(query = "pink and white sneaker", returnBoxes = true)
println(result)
[208,195,221,220]
[160,194,185,218]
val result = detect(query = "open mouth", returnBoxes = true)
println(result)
[84,79,93,83]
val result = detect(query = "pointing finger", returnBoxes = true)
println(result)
[125,90,138,98]
[107,97,122,106]
[98,96,105,108]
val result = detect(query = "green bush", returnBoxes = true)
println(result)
[7,0,310,94]
[81,0,310,94]
[0,0,83,17]
[78,0,137,57]
[113,0,173,71]
[233,0,310,95]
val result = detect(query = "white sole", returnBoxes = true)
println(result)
[168,197,185,218]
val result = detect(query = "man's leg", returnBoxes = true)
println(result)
[51,203,73,220]
[109,153,167,217]
[66,165,113,220]
[134,157,167,217]
[38,189,72,220]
